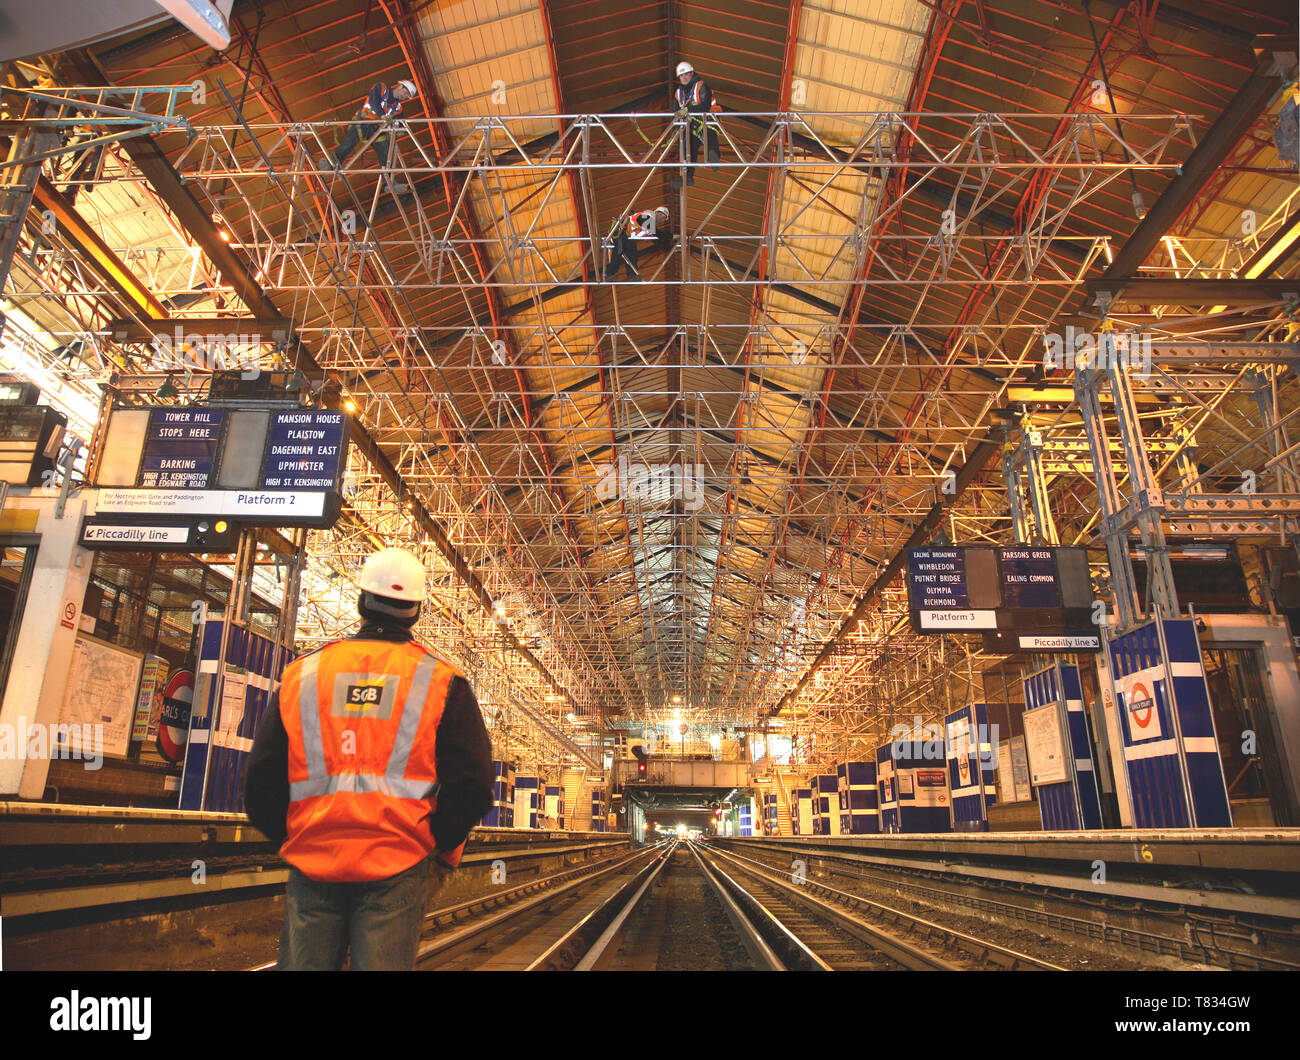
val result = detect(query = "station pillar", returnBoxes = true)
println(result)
[0,492,93,797]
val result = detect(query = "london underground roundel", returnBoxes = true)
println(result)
[157,670,194,762]
[1126,680,1162,740]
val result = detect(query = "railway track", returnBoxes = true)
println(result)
[417,841,668,970]
[695,841,1063,971]
[721,839,1300,971]
[399,838,1061,971]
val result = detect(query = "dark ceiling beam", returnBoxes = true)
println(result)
[1100,61,1288,286]
[1086,278,1300,305]
[31,175,168,320]
[1083,0,1276,44]
[107,316,291,342]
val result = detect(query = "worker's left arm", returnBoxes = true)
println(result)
[243,690,290,845]
[429,676,494,864]
[693,80,713,113]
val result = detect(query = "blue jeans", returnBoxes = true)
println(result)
[278,856,439,970]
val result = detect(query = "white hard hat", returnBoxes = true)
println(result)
[654,205,669,218]
[357,547,426,603]
[675,62,693,77]
[395,79,418,98]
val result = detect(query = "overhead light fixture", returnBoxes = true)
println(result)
[157,0,233,51]
[343,398,357,413]
[154,375,179,399]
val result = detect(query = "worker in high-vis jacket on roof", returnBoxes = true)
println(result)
[245,546,493,971]
[671,61,721,187]
[604,205,672,281]
[324,79,418,194]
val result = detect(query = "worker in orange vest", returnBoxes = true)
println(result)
[604,205,672,281]
[323,79,418,194]
[245,546,493,970]
[671,61,721,187]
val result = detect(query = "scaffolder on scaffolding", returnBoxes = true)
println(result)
[322,80,418,195]
[671,61,721,188]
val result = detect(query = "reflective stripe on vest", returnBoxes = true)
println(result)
[289,650,440,805]
[289,774,440,800]
[626,212,653,238]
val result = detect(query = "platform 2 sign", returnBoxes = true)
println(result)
[94,403,350,530]
[137,409,224,488]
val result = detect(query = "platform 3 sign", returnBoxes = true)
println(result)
[907,548,997,631]
[907,545,1099,650]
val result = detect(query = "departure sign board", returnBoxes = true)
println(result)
[999,547,1061,609]
[907,548,998,631]
[907,545,1099,651]
[0,404,66,485]
[137,409,224,488]
[261,410,347,490]
[907,548,969,608]
[94,403,350,530]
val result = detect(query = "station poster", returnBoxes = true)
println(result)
[1023,703,1068,786]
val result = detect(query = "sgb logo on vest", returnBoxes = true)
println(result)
[332,675,398,719]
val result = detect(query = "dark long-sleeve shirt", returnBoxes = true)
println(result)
[674,75,713,114]
[360,83,403,120]
[243,623,493,861]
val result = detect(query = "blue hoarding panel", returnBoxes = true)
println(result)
[1107,619,1230,829]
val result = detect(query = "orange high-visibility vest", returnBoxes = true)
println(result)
[625,211,656,239]
[279,639,462,882]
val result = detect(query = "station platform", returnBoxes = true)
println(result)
[0,801,630,970]
[730,828,1300,871]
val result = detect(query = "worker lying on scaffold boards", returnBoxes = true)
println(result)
[671,61,721,188]
[245,547,494,971]
[322,79,418,195]
[604,205,672,281]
